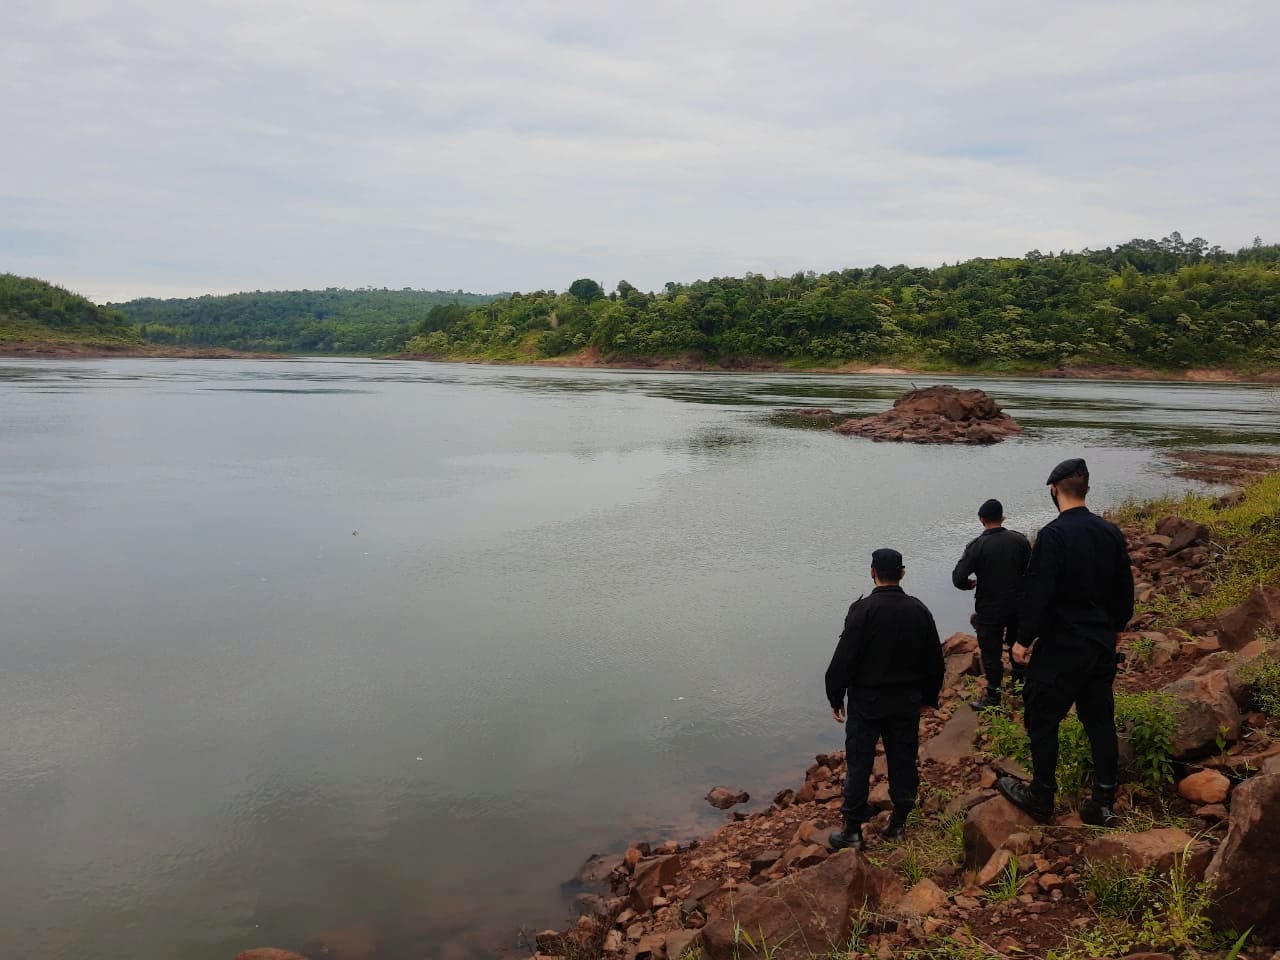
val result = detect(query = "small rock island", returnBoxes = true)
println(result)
[833,385,1022,444]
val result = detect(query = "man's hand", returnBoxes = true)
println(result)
[1012,642,1032,666]
[832,706,846,723]
[961,579,976,591]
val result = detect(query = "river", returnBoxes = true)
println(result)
[1,359,1277,959]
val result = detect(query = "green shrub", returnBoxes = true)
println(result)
[1116,691,1177,789]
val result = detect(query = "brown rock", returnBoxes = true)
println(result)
[237,952,309,960]
[624,847,644,872]
[1167,522,1211,554]
[700,851,902,960]
[664,930,700,960]
[964,796,1040,868]
[629,855,683,912]
[1216,584,1280,652]
[945,787,996,816]
[1163,669,1241,759]
[1206,772,1280,941]
[1194,803,1229,821]
[777,843,828,873]
[923,707,979,764]
[749,851,782,877]
[832,386,1022,445]
[635,932,666,959]
[943,649,981,690]
[944,632,979,655]
[705,787,749,810]
[896,878,950,917]
[1224,640,1278,708]
[1083,829,1212,879]
[976,848,1013,887]
[1177,769,1230,805]
[868,781,892,810]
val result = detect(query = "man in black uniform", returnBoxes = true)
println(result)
[996,459,1134,826]
[825,548,945,850]
[952,498,1032,710]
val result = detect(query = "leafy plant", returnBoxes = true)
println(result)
[1116,690,1178,790]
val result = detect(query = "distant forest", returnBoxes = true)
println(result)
[406,234,1280,370]
[116,288,502,353]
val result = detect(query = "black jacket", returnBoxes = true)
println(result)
[952,526,1032,624]
[1018,506,1134,656]
[825,585,945,710]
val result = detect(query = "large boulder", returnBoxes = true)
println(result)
[705,787,750,810]
[1083,828,1212,879]
[1215,584,1280,652]
[1206,773,1280,941]
[1176,770,1231,805]
[922,708,979,764]
[1162,669,1241,759]
[943,649,982,690]
[963,795,1040,868]
[700,851,901,960]
[832,386,1022,445]
[628,854,683,912]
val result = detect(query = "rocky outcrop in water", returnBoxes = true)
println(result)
[832,385,1021,444]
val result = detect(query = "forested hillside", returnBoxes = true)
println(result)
[117,288,501,354]
[0,274,140,348]
[406,235,1280,370]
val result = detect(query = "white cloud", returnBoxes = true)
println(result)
[2,0,1278,301]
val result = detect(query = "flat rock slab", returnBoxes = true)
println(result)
[923,708,979,764]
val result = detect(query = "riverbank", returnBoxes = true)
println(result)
[514,458,1280,960]
[0,340,282,359]
[399,347,1280,383]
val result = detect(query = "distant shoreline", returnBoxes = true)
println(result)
[0,341,286,360]
[397,350,1280,384]
[4,342,1276,383]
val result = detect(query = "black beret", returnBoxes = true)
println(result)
[978,498,1003,520]
[1046,457,1089,485]
[871,547,903,573]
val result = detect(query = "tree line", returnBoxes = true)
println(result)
[116,287,501,354]
[405,234,1280,369]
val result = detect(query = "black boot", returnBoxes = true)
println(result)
[828,816,864,851]
[1080,784,1119,827]
[968,691,1002,711]
[995,776,1054,822]
[882,814,908,842]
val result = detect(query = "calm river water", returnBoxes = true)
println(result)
[1,359,1277,959]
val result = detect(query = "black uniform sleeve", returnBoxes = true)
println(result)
[825,601,866,710]
[1108,524,1135,630]
[1016,531,1032,573]
[1018,525,1063,646]
[919,606,944,708]
[952,537,980,590]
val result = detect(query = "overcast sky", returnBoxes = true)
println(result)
[4,1,1279,302]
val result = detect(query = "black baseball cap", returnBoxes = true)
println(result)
[871,548,904,575]
[1046,458,1089,485]
[978,498,1003,521]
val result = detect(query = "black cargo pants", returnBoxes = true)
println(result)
[1024,641,1119,796]
[842,687,921,826]
[976,619,1024,696]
